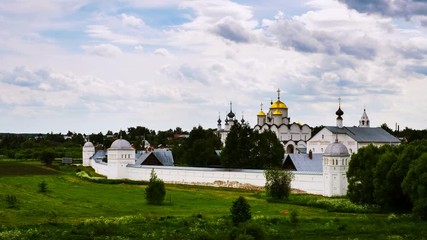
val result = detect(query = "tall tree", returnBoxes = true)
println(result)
[347,144,381,204]
[402,153,427,219]
[221,124,284,169]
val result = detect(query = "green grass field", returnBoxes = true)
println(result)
[0,160,425,239]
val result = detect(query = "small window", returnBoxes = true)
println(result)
[322,134,324,139]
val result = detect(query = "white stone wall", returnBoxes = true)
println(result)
[88,159,324,195]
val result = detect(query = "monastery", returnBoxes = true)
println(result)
[82,91,400,197]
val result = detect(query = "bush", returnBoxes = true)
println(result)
[39,150,56,165]
[289,209,298,227]
[145,169,166,205]
[230,222,266,240]
[5,195,18,208]
[230,196,251,226]
[264,169,293,200]
[38,181,48,193]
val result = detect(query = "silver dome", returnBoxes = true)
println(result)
[324,141,349,156]
[83,141,94,148]
[110,139,133,149]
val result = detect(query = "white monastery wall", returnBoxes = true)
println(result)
[89,160,324,195]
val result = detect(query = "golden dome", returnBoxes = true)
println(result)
[270,100,287,109]
[272,109,282,115]
[257,110,266,116]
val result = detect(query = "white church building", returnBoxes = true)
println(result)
[217,89,312,153]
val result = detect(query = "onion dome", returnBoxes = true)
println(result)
[336,107,344,116]
[110,139,133,150]
[83,142,94,148]
[227,101,235,118]
[273,109,282,115]
[336,96,344,116]
[270,100,288,109]
[270,88,288,109]
[227,111,235,118]
[217,114,222,125]
[324,139,349,157]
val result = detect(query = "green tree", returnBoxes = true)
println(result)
[145,169,166,205]
[251,130,284,168]
[39,150,56,166]
[373,149,401,210]
[230,196,251,226]
[402,153,427,219]
[264,169,293,200]
[180,126,221,167]
[221,123,254,168]
[347,145,381,204]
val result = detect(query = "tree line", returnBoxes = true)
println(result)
[347,140,427,219]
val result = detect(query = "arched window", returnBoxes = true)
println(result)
[322,134,324,139]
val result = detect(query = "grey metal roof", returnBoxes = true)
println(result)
[284,153,323,172]
[325,126,400,143]
[90,150,106,162]
[135,149,174,166]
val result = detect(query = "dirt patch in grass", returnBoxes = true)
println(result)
[0,161,59,176]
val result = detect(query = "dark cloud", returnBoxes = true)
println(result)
[0,67,66,90]
[212,17,252,43]
[267,19,378,60]
[339,0,427,19]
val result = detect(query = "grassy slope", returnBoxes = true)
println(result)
[0,161,425,239]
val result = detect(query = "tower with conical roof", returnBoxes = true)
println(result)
[336,97,344,128]
[358,108,370,128]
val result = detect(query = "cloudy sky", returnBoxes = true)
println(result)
[1,0,426,134]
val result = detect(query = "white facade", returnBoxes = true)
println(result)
[307,106,400,155]
[217,89,312,153]
[308,128,358,154]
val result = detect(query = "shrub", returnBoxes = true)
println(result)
[289,209,298,227]
[38,181,48,193]
[264,169,293,200]
[230,196,251,226]
[145,169,166,205]
[39,150,56,165]
[5,195,17,208]
[230,222,266,240]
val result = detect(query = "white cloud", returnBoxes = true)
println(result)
[121,13,145,28]
[0,0,426,133]
[154,48,173,57]
[85,25,141,45]
[82,44,123,57]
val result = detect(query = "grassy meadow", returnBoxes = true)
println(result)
[0,160,425,240]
